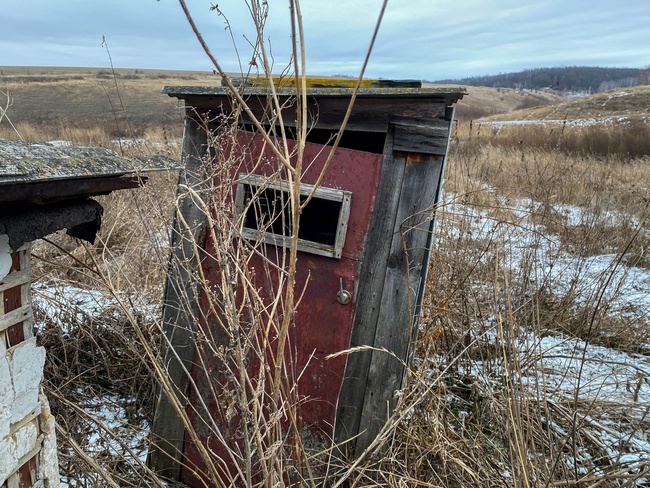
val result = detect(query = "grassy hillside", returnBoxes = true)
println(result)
[445,85,562,120]
[483,85,650,122]
[0,66,218,137]
[0,67,564,137]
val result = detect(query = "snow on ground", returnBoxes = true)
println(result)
[440,192,650,478]
[441,192,650,324]
[482,116,649,128]
[33,283,114,334]
[464,327,650,478]
[58,393,150,488]
[33,281,159,333]
[32,281,157,485]
[525,333,650,466]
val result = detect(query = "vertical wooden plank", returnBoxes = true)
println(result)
[354,152,445,455]
[149,110,210,479]
[334,127,406,452]
[410,107,456,350]
[4,251,23,347]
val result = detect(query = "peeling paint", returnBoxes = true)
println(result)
[8,339,45,423]
[38,394,60,487]
[0,356,12,440]
[0,420,39,484]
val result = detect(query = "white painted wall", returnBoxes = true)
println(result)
[1,246,59,487]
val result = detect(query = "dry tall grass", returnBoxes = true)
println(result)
[396,121,650,486]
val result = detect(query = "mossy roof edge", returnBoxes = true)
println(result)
[162,85,467,100]
[0,139,180,185]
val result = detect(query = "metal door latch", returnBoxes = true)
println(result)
[336,277,351,305]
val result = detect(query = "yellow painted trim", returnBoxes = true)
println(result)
[240,77,418,88]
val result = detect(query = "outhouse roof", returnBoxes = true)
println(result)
[163,84,467,101]
[163,79,466,133]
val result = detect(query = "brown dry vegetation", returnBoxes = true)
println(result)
[483,85,650,122]
[402,121,650,485]
[0,66,220,144]
[3,67,650,486]
[425,82,563,121]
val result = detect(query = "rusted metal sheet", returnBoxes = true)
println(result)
[181,132,383,487]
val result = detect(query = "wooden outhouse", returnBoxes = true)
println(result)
[151,79,465,485]
[0,139,176,488]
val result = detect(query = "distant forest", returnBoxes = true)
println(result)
[436,66,649,93]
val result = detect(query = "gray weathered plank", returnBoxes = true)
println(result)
[410,107,457,361]
[393,123,450,155]
[333,126,406,453]
[148,112,209,479]
[183,95,448,133]
[353,151,445,456]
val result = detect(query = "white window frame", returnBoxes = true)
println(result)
[235,173,352,259]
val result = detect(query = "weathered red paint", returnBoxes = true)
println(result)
[181,132,382,486]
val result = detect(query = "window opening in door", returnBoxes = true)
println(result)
[236,173,351,259]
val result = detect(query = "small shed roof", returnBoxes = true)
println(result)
[0,139,180,249]
[0,139,179,203]
[162,84,467,102]
[0,139,178,184]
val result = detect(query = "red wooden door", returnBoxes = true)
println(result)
[181,132,383,486]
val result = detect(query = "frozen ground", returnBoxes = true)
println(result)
[442,193,650,330]
[482,116,650,128]
[440,193,650,480]
[57,394,150,488]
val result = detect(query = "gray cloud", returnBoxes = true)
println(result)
[1,0,647,79]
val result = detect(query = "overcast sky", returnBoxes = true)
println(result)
[1,0,648,80]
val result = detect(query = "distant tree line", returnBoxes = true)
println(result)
[435,66,648,93]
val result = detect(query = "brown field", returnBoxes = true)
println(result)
[0,66,219,141]
[431,84,564,120]
[0,66,563,141]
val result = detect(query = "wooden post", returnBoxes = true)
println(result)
[149,112,209,479]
